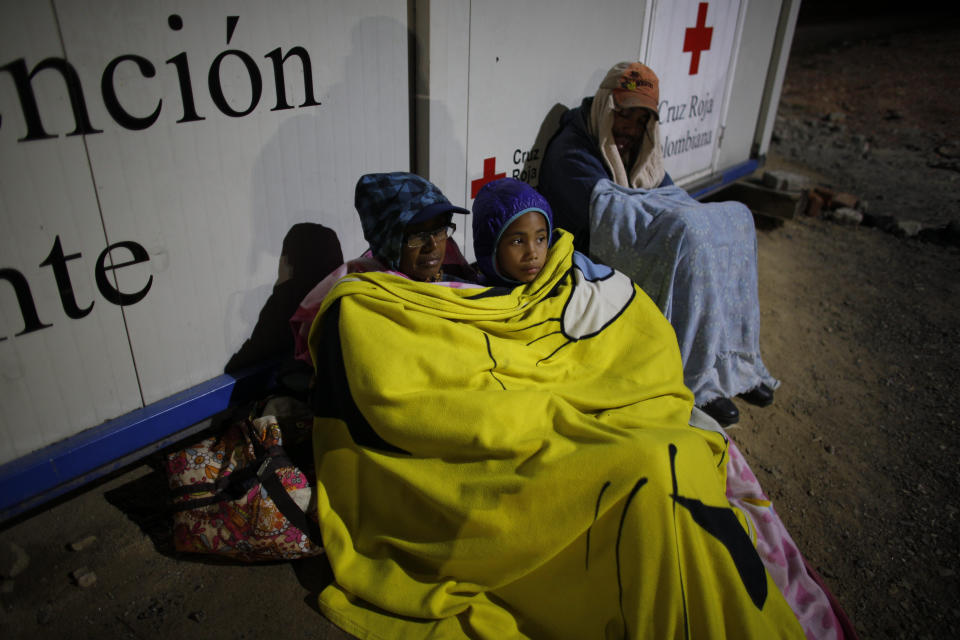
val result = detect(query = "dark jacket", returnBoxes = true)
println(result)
[538,97,672,253]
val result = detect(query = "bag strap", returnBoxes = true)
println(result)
[256,456,324,547]
[169,452,323,549]
[241,418,323,546]
[168,416,323,548]
[168,460,261,501]
[169,491,232,511]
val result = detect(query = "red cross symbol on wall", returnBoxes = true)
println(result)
[470,157,506,198]
[683,2,713,75]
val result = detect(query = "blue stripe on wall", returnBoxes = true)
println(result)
[690,158,761,200]
[0,363,275,522]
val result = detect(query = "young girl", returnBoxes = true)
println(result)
[472,177,554,286]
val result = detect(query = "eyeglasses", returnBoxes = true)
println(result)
[405,223,455,248]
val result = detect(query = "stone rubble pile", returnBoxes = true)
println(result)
[760,169,960,247]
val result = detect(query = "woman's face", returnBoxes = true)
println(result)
[496,211,549,283]
[398,213,450,281]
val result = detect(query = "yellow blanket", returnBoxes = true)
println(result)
[308,230,803,639]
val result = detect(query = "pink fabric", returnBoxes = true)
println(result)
[725,438,855,640]
[290,239,480,364]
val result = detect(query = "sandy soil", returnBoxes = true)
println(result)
[744,14,960,640]
[2,11,959,640]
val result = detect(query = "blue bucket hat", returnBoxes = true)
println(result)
[355,172,470,270]
[472,178,554,285]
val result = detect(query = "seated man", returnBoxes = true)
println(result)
[539,61,777,426]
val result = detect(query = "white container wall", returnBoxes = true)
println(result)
[643,0,745,184]
[1,0,799,506]
[422,0,799,261]
[0,0,409,465]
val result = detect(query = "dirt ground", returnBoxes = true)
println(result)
[745,11,960,639]
[2,10,959,640]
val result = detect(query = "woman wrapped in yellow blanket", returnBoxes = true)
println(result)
[306,176,805,639]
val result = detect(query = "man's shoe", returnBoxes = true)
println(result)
[700,397,739,425]
[739,383,774,407]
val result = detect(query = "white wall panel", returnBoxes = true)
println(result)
[1,0,795,471]
[0,2,143,464]
[644,0,744,183]
[0,0,409,461]
[429,0,649,261]
[717,0,781,169]
[428,0,793,256]
[422,0,471,208]
[51,0,409,404]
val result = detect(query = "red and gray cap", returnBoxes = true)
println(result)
[599,61,660,119]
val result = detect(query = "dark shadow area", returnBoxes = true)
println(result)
[100,394,260,560]
[225,222,344,376]
[0,452,172,534]
[101,409,250,561]
[293,553,337,605]
[521,103,569,189]
[699,185,788,232]
[752,214,785,232]
[791,1,956,56]
[103,456,176,555]
[797,0,947,23]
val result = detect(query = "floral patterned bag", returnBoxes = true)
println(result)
[165,404,323,562]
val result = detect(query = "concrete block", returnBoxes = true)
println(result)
[761,170,813,192]
[703,181,806,220]
[830,192,859,210]
[826,207,863,225]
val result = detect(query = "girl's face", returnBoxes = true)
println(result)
[496,211,549,283]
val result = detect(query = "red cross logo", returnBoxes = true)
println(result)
[470,157,506,198]
[683,2,713,75]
